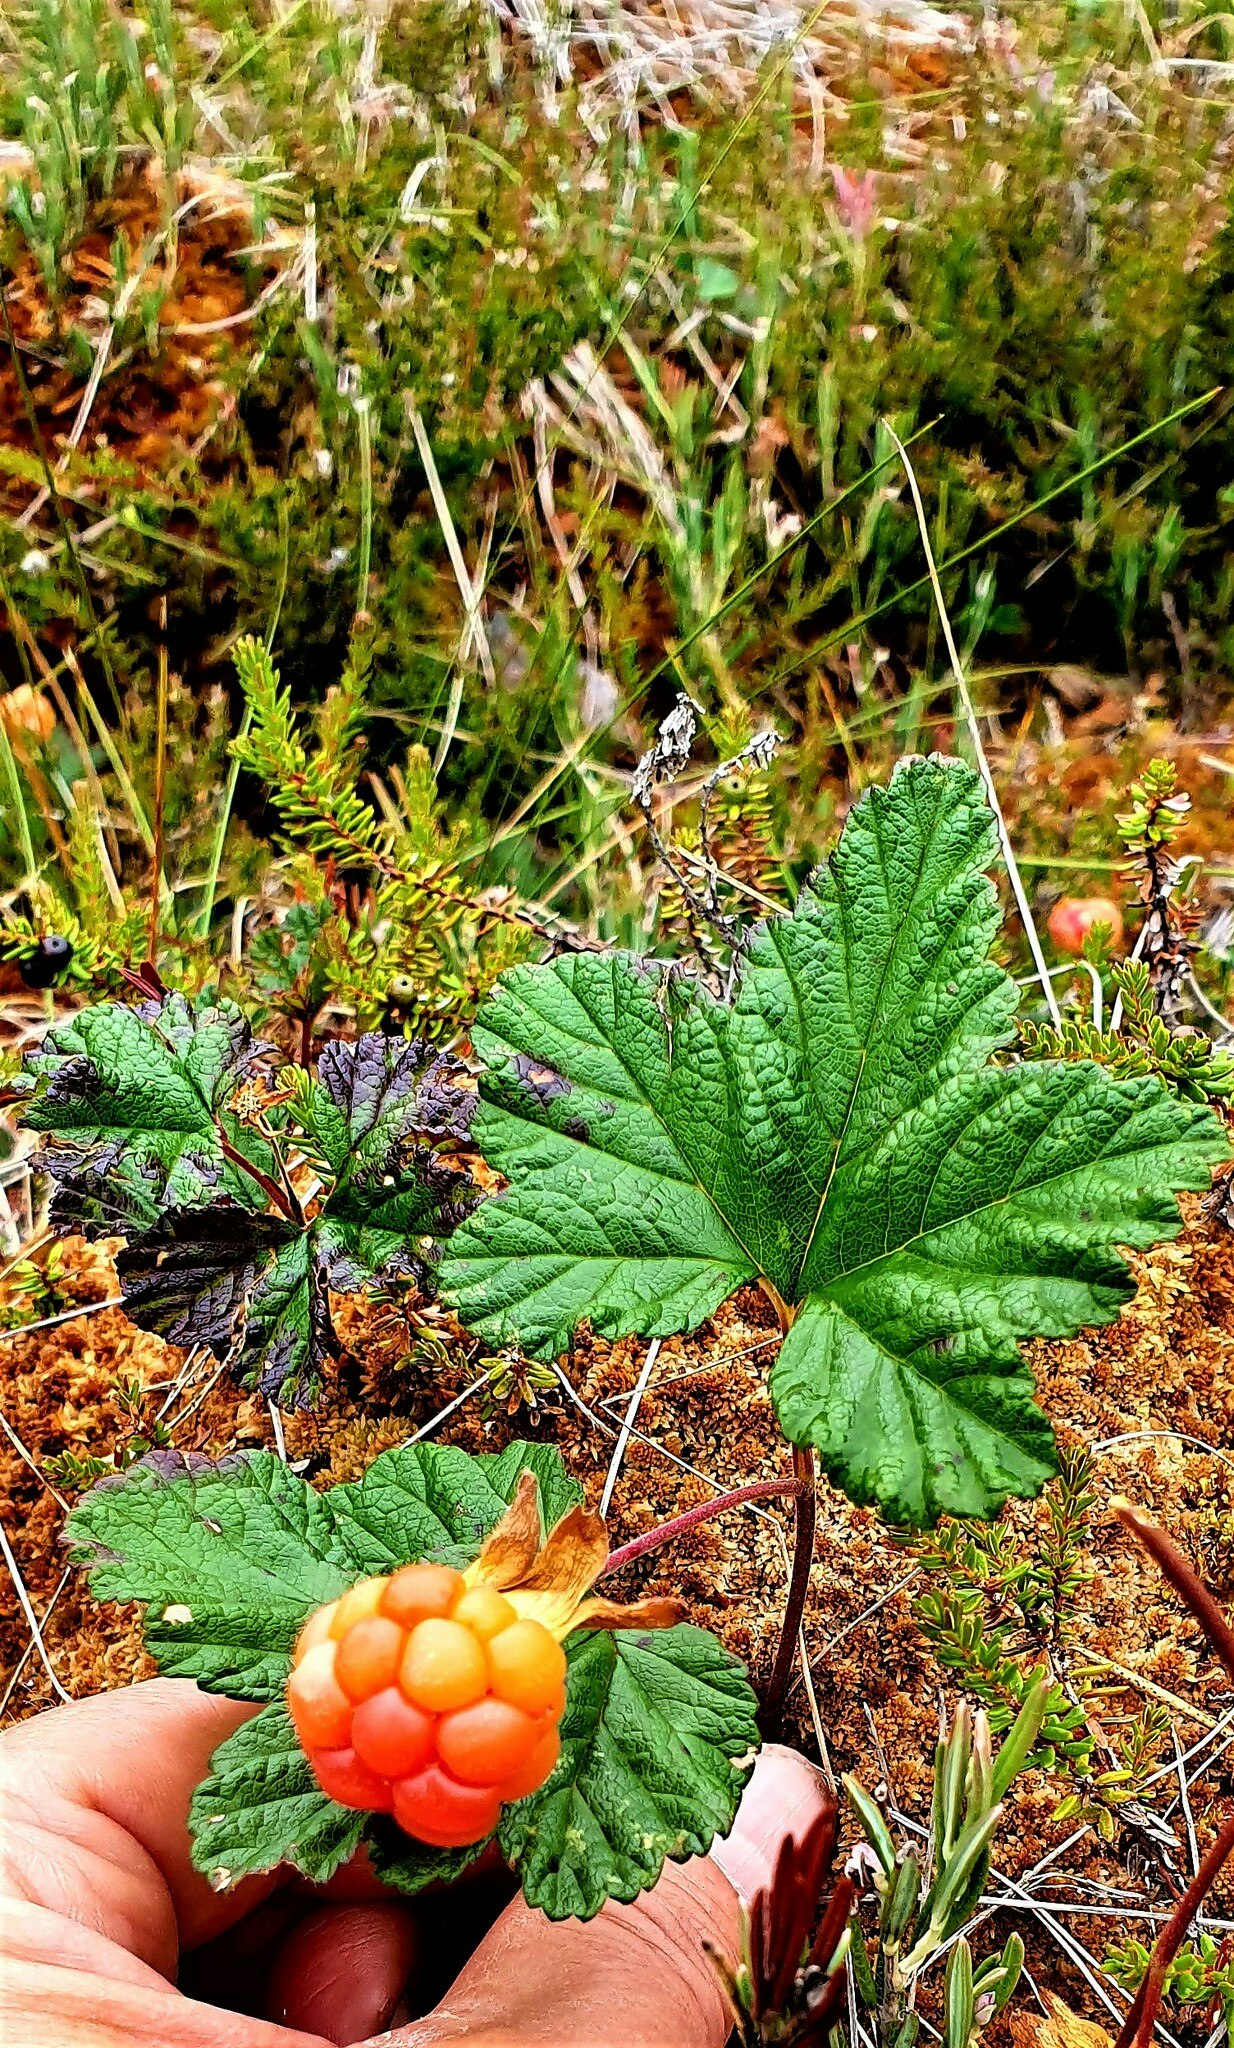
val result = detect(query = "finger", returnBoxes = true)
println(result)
[266,1856,517,2041]
[0,1678,274,1973]
[374,1742,833,2048]
[709,1743,833,1903]
[266,1903,420,2045]
[0,1681,374,2048]
[181,1842,515,2038]
[0,1898,175,1998]
[0,1948,332,2048]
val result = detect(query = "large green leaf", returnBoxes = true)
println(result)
[190,1702,366,1889]
[64,1450,350,1699]
[499,1625,760,1920]
[441,756,1230,1524]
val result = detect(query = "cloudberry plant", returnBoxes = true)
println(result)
[439,751,1229,1731]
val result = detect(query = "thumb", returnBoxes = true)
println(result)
[371,1744,831,2048]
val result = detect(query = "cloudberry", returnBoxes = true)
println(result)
[335,1616,405,1701]
[330,1576,389,1636]
[287,1572,565,1847]
[400,1618,488,1713]
[1047,895,1124,956]
[381,1564,462,1627]
[436,1698,539,1786]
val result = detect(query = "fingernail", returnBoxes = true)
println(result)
[710,1743,832,1904]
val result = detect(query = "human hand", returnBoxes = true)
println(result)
[0,1676,830,2047]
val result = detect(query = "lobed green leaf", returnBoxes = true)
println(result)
[189,1702,366,1889]
[498,1625,760,1920]
[325,1439,585,1574]
[64,1442,583,1700]
[64,1450,349,1699]
[441,756,1230,1525]
[19,994,277,1234]
[67,1442,760,1923]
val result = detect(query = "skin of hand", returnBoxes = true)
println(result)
[0,1676,831,2048]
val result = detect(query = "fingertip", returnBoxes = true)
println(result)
[709,1742,833,1905]
[266,1903,418,2046]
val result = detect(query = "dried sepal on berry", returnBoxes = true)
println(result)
[461,1467,685,1638]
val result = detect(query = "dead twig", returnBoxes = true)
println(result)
[0,1298,123,1344]
[631,692,779,953]
[0,1565,70,1718]
[1113,1498,1234,1687]
[1115,1816,1234,2048]
[0,1514,71,1705]
[599,1336,661,1520]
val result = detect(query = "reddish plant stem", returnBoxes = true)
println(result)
[1113,1497,1234,1685]
[219,1134,300,1224]
[1114,1813,1234,2048]
[600,1477,805,1578]
[148,611,168,963]
[1114,1497,1234,2048]
[761,1443,817,1738]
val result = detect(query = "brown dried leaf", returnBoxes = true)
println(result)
[1009,1993,1114,2048]
[1,685,55,745]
